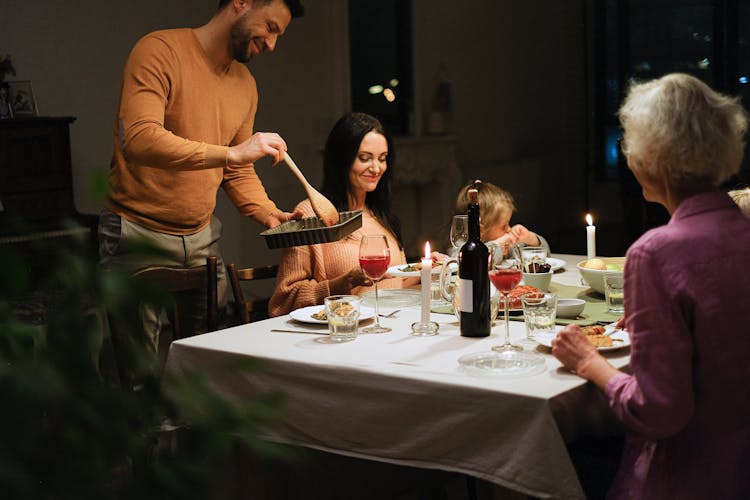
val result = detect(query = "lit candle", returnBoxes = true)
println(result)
[421,241,432,324]
[585,213,596,260]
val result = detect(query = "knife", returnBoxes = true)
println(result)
[271,329,328,335]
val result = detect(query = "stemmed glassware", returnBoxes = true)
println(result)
[449,215,469,251]
[359,234,391,333]
[489,243,524,352]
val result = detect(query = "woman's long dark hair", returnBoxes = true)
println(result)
[321,112,402,247]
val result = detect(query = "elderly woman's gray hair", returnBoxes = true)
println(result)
[618,73,748,190]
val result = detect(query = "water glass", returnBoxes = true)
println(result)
[521,292,557,342]
[521,245,547,271]
[603,273,624,313]
[430,269,444,305]
[450,215,468,250]
[324,295,361,342]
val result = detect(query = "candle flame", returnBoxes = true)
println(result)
[585,213,593,226]
[424,241,431,259]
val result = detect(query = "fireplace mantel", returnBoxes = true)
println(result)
[392,135,462,258]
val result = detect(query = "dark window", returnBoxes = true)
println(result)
[594,0,749,182]
[348,1,412,136]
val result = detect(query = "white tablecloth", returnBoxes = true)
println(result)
[166,254,627,499]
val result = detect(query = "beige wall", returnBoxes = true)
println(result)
[1,0,623,267]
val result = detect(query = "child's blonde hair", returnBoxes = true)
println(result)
[454,180,516,239]
[729,187,750,216]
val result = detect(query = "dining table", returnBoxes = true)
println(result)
[165,253,629,500]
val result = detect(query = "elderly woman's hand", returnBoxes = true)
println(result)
[551,324,600,373]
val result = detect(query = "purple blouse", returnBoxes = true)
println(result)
[604,191,750,499]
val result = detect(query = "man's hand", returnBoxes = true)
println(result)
[263,207,305,228]
[228,132,288,166]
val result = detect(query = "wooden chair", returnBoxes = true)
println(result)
[227,262,278,324]
[111,256,219,390]
[133,256,219,338]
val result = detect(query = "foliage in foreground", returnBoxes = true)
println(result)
[0,230,288,499]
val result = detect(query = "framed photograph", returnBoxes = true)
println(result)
[7,80,38,117]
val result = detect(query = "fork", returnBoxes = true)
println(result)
[379,309,400,318]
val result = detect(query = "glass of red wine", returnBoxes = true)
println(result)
[359,234,391,333]
[489,243,523,351]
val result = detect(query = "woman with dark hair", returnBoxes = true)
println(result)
[269,112,414,316]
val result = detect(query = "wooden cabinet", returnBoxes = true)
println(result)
[0,117,97,286]
[0,116,77,231]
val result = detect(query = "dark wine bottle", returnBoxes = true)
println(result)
[458,188,490,337]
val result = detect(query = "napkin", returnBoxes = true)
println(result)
[506,281,623,326]
[431,304,455,315]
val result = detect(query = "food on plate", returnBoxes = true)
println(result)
[580,325,613,348]
[332,302,355,316]
[312,301,357,321]
[400,261,443,272]
[310,308,327,321]
[527,260,551,273]
[507,285,542,309]
[586,334,614,348]
[399,264,418,272]
[580,325,606,336]
[605,263,623,271]
[582,258,607,270]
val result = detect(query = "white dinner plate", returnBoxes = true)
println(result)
[534,323,630,351]
[289,305,375,324]
[362,289,421,308]
[458,350,547,378]
[387,262,446,278]
[546,258,565,272]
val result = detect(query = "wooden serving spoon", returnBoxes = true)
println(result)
[283,151,340,227]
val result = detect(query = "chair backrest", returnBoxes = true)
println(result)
[133,256,219,337]
[110,256,218,390]
[227,262,278,324]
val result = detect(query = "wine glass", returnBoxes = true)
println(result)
[359,234,391,333]
[489,243,523,352]
[449,215,468,251]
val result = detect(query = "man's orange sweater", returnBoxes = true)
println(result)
[107,28,277,235]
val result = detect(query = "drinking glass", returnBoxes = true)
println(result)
[489,243,523,352]
[359,234,391,333]
[520,292,557,344]
[324,295,361,342]
[450,215,468,250]
[603,273,625,313]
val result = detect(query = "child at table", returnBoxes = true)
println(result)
[451,179,550,255]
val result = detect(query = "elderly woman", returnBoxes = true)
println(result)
[269,112,413,316]
[552,73,750,499]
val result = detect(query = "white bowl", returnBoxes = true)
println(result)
[577,257,626,294]
[522,270,553,292]
[556,298,585,318]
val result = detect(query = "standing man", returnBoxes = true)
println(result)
[100,0,305,346]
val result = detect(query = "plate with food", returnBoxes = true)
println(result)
[546,258,566,272]
[289,304,375,324]
[534,323,630,352]
[387,260,447,277]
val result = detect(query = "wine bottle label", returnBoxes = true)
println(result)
[458,278,473,312]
